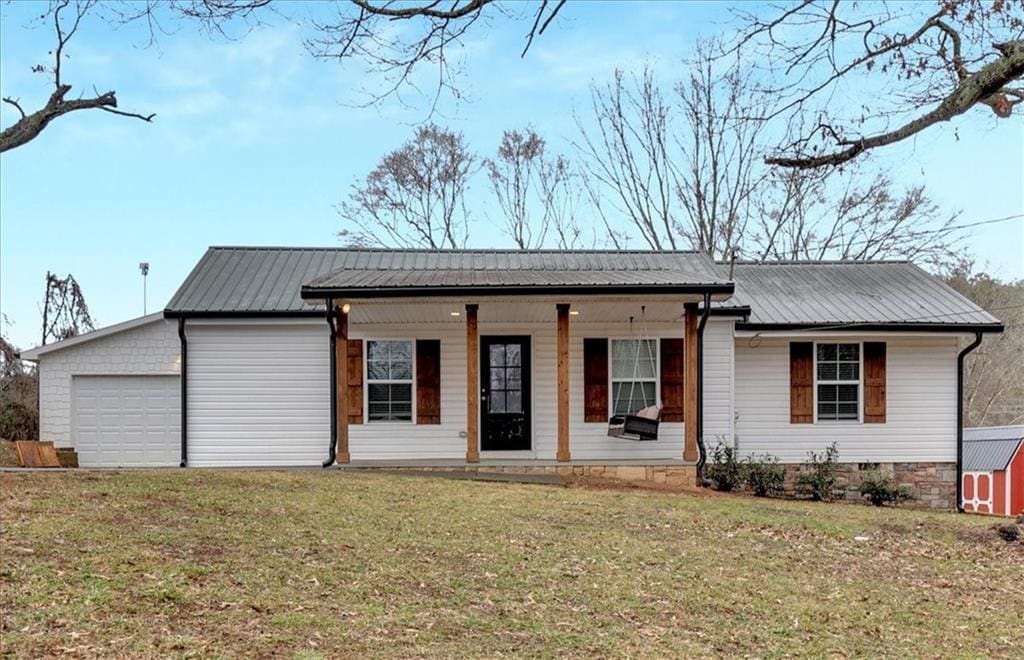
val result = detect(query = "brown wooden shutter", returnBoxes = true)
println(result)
[416,339,441,424]
[660,337,685,422]
[790,342,813,424]
[583,338,609,422]
[347,339,363,425]
[863,341,886,423]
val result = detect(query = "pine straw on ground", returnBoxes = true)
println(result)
[1,470,1021,658]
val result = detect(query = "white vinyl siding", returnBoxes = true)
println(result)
[36,317,180,450]
[187,322,329,467]
[348,316,735,462]
[734,335,958,463]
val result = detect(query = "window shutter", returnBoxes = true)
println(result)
[347,339,363,425]
[790,342,813,424]
[416,339,441,424]
[660,337,685,422]
[583,338,609,422]
[863,341,886,423]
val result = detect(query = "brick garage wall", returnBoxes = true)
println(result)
[782,462,957,510]
[37,319,180,447]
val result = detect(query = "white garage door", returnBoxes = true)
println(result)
[187,323,329,467]
[73,375,181,467]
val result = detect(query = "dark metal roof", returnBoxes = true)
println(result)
[730,261,1002,331]
[963,427,1024,471]
[166,247,731,315]
[165,248,1001,332]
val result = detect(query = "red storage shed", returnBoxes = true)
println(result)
[961,426,1024,516]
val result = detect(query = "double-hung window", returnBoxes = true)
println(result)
[816,343,860,421]
[610,339,658,416]
[366,340,413,422]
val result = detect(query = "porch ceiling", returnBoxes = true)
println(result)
[347,297,701,325]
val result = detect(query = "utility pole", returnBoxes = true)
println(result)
[139,262,150,314]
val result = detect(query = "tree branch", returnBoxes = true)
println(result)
[767,39,1024,169]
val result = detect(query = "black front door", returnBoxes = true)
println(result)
[480,336,531,451]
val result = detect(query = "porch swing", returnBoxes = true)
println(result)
[607,306,661,441]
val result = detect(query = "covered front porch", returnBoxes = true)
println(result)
[303,294,733,476]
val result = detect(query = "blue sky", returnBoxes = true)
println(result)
[1,1,1021,351]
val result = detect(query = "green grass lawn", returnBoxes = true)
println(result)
[1,470,1021,658]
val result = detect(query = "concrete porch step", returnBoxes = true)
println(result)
[362,468,567,487]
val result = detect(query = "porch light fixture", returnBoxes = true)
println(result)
[450,311,461,317]
[341,303,351,314]
[569,310,580,316]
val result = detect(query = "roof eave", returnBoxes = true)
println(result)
[735,321,1005,334]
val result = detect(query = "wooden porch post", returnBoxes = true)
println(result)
[466,303,480,463]
[556,303,571,462]
[683,302,699,462]
[336,302,351,464]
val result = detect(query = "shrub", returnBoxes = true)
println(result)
[705,444,744,492]
[859,471,912,507]
[795,443,840,501]
[745,455,785,497]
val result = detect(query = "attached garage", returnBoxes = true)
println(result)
[185,322,329,467]
[72,375,180,467]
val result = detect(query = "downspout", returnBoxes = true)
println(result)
[956,331,983,512]
[695,291,712,482]
[177,318,188,468]
[323,300,338,468]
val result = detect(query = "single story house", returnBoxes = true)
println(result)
[21,247,1004,508]
[961,426,1024,516]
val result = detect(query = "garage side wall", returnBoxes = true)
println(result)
[186,320,330,467]
[38,319,181,448]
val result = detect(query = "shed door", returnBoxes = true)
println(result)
[72,375,181,467]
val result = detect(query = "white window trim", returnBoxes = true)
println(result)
[607,337,661,418]
[363,338,417,425]
[812,340,863,424]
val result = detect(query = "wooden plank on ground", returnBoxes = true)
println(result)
[14,441,62,468]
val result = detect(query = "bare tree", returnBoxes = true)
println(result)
[575,68,678,251]
[538,152,587,249]
[733,0,1024,168]
[484,128,583,249]
[0,0,155,154]
[1,1,570,152]
[41,272,95,345]
[338,123,476,249]
[0,332,40,441]
[573,54,965,264]
[946,261,1024,426]
[307,1,567,110]
[753,168,961,267]
[674,46,767,258]
[486,129,548,248]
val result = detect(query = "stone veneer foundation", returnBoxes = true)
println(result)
[364,461,957,509]
[782,461,957,510]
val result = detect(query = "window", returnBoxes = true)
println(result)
[610,339,657,416]
[366,340,413,422]
[816,343,859,421]
[488,343,523,414]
